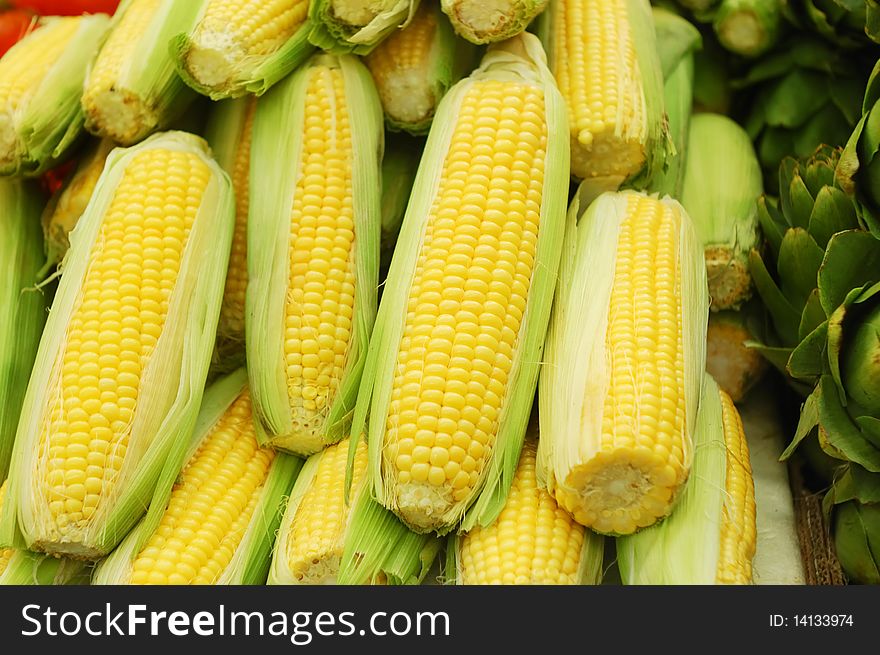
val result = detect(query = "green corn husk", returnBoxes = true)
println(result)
[380,132,423,276]
[648,7,701,198]
[441,0,548,44]
[0,180,47,481]
[693,30,733,114]
[171,0,315,100]
[93,369,303,585]
[204,96,256,364]
[246,53,382,457]
[445,435,604,585]
[365,3,477,135]
[537,0,668,190]
[0,14,110,176]
[307,0,419,55]
[349,33,569,535]
[707,301,769,403]
[269,438,440,585]
[617,375,756,584]
[681,113,763,311]
[0,131,235,560]
[714,0,784,57]
[538,188,708,536]
[81,0,203,145]
[40,138,116,277]
[0,551,90,586]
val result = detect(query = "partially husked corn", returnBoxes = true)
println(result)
[541,0,666,185]
[82,0,201,144]
[247,54,381,456]
[617,375,757,584]
[352,33,569,535]
[0,14,110,175]
[454,439,603,584]
[93,370,302,585]
[365,3,475,134]
[174,0,314,99]
[539,190,708,536]
[0,132,235,560]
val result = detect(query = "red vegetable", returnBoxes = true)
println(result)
[0,9,34,57]
[7,1,120,15]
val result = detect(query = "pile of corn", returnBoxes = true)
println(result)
[4,0,858,587]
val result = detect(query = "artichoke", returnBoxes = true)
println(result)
[736,38,871,187]
[824,462,880,584]
[782,0,880,48]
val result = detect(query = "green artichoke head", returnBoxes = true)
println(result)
[825,463,880,583]
[783,0,880,47]
[841,294,880,414]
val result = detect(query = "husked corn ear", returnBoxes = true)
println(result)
[0,131,235,560]
[0,179,47,482]
[247,54,382,456]
[680,113,763,311]
[307,0,419,54]
[172,0,314,100]
[538,0,666,186]
[40,139,115,273]
[0,14,110,176]
[617,375,757,584]
[270,437,440,584]
[539,189,708,536]
[441,0,548,44]
[93,369,303,585]
[451,438,604,584]
[81,0,202,145]
[351,33,569,535]
[365,3,476,134]
[205,97,257,352]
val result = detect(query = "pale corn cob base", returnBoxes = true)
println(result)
[706,313,767,402]
[705,246,752,311]
[444,0,533,42]
[83,89,158,146]
[331,0,382,27]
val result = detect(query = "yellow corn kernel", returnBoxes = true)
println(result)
[383,78,546,531]
[285,439,368,583]
[282,65,357,450]
[33,146,211,548]
[218,99,256,343]
[0,482,13,575]
[552,0,646,180]
[129,390,275,585]
[555,194,689,534]
[186,0,309,88]
[458,440,586,584]
[716,389,757,584]
[365,4,437,126]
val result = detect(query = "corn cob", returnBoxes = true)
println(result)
[307,0,419,54]
[617,375,757,584]
[205,97,257,353]
[93,369,302,585]
[441,0,548,44]
[680,113,762,311]
[365,3,476,135]
[81,0,202,145]
[351,33,569,535]
[0,131,235,560]
[246,54,382,456]
[379,133,423,276]
[0,179,47,482]
[0,14,110,176]
[537,0,666,187]
[0,481,90,585]
[172,0,314,100]
[539,189,709,535]
[448,437,604,584]
[714,0,783,58]
[40,139,115,274]
[269,437,440,584]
